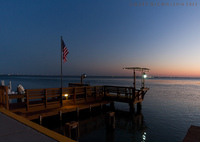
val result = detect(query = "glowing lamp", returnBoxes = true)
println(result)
[63,94,69,100]
[143,73,147,79]
[81,74,87,84]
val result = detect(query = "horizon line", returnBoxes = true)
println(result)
[0,74,200,78]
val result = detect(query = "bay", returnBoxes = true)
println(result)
[1,75,200,142]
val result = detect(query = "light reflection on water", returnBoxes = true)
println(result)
[1,76,200,141]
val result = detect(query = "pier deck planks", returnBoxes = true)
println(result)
[12,100,111,120]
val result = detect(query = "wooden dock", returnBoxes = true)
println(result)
[0,107,75,142]
[0,85,148,121]
[182,125,200,142]
[104,85,148,103]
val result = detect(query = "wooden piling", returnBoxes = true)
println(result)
[73,88,76,103]
[76,107,79,117]
[129,102,135,112]
[89,105,91,113]
[44,89,47,108]
[137,102,142,112]
[59,111,62,121]
[110,101,114,108]
[65,121,79,139]
[39,115,42,125]
[26,90,29,111]
[85,87,87,102]
[105,112,115,129]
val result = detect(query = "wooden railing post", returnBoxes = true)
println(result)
[95,87,97,100]
[45,89,47,108]
[0,87,2,104]
[73,87,76,103]
[104,86,106,98]
[125,88,127,98]
[132,88,135,101]
[2,87,5,104]
[26,90,29,111]
[138,90,140,101]
[85,87,87,102]
[117,87,119,97]
[5,86,9,110]
[60,88,63,107]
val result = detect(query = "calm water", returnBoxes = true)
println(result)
[1,75,200,142]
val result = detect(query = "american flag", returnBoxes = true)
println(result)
[61,39,69,63]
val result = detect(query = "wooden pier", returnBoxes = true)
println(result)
[104,85,148,103]
[0,85,148,121]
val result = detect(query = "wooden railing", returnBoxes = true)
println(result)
[1,85,148,111]
[25,88,62,111]
[104,85,135,98]
[0,86,9,110]
[62,86,103,103]
[103,86,149,102]
[8,86,104,111]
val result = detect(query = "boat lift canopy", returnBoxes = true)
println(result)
[123,67,150,88]
[122,67,150,72]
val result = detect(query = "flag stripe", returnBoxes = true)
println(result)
[61,39,69,63]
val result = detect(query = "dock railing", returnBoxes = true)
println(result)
[8,86,104,111]
[0,86,9,110]
[62,86,103,103]
[103,86,149,103]
[2,85,148,112]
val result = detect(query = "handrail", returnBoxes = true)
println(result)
[103,85,140,91]
[0,86,9,110]
[23,86,104,111]
[6,85,147,111]
[103,86,148,101]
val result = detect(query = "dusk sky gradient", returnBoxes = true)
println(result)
[1,0,200,77]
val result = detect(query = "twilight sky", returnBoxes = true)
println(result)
[0,0,200,77]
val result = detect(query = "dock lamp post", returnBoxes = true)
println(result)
[142,72,147,88]
[81,74,86,84]
[141,68,150,89]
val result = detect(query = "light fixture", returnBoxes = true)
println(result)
[143,73,147,79]
[63,94,69,100]
[81,74,87,84]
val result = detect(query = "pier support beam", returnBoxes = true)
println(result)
[89,105,91,113]
[100,103,103,110]
[39,115,42,125]
[59,111,62,121]
[129,102,135,112]
[110,101,114,109]
[137,102,142,112]
[105,112,115,129]
[76,107,79,118]
[65,121,79,140]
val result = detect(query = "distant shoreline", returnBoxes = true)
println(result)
[0,74,200,79]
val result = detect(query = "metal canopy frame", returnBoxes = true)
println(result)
[123,67,150,88]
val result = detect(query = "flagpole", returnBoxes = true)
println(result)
[61,36,63,88]
[60,36,63,106]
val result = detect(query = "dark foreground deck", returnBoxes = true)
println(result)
[182,125,200,142]
[0,107,75,142]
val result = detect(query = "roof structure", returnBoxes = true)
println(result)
[122,67,150,72]
[122,67,150,88]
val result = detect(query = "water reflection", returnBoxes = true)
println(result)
[35,106,147,142]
